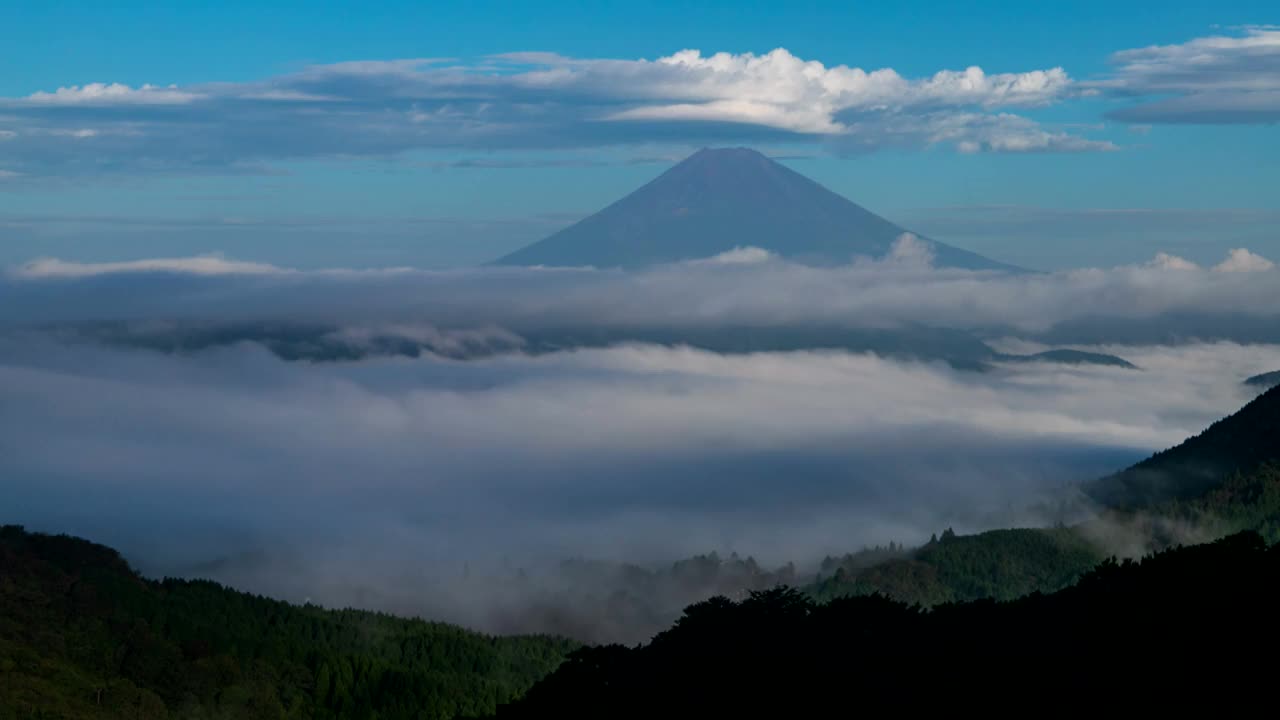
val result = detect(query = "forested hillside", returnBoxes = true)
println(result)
[501,531,1280,716]
[807,526,1104,605]
[1087,384,1280,508]
[1158,462,1280,543]
[505,551,796,645]
[0,526,575,720]
[804,387,1280,608]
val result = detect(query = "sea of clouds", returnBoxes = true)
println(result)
[3,248,1279,635]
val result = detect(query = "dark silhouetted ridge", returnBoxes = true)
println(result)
[500,532,1279,717]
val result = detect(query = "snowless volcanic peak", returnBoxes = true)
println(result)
[494,147,1017,270]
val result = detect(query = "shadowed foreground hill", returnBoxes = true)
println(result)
[500,532,1279,717]
[0,526,575,720]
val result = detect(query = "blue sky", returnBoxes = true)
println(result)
[1,1,1277,269]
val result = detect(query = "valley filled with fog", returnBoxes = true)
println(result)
[4,250,1279,640]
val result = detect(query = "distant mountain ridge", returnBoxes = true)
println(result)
[997,348,1137,369]
[76,319,1133,372]
[1246,370,1280,390]
[493,148,1018,270]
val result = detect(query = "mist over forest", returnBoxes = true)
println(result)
[5,251,1279,641]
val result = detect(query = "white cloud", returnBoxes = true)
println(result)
[1213,247,1275,272]
[44,128,100,138]
[924,112,1117,154]
[882,233,936,267]
[15,254,284,278]
[608,99,845,134]
[1109,27,1280,93]
[1147,252,1200,271]
[0,48,1108,178]
[695,246,776,265]
[23,82,200,106]
[9,247,1280,335]
[1102,27,1280,123]
[599,49,1074,134]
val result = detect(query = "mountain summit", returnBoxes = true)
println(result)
[493,147,1016,270]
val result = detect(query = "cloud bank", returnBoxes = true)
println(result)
[5,248,1280,639]
[5,247,1277,336]
[17,254,286,278]
[1213,247,1275,273]
[5,333,1278,630]
[1101,26,1280,124]
[0,47,1108,179]
[2,28,1275,179]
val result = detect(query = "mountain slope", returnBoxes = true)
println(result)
[493,148,1017,270]
[0,525,574,720]
[811,387,1280,607]
[807,527,1104,606]
[1087,384,1280,509]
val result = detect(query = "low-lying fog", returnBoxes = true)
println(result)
[3,247,1278,640]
